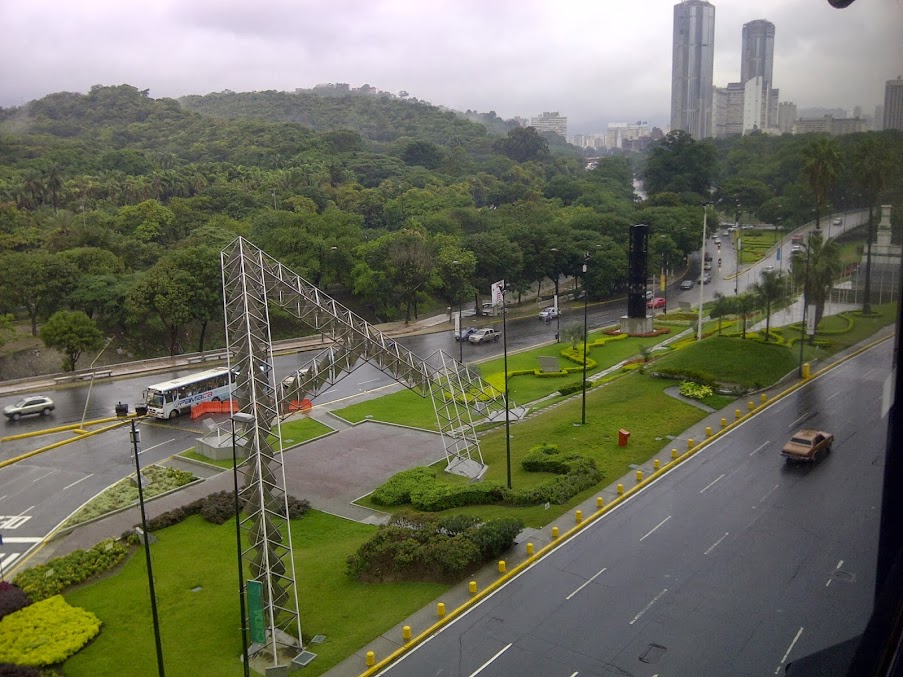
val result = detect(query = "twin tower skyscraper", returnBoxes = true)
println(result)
[671,0,776,139]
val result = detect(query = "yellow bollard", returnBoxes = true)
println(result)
[705,426,712,437]
[469,580,478,594]
[735,408,742,419]
[635,470,643,483]
[596,496,604,508]
[761,393,767,404]
[574,510,582,523]
[802,362,811,379]
[526,542,534,556]
[671,448,678,460]
[437,602,446,618]
[617,483,624,495]
[552,526,559,539]
[687,438,695,448]
[721,417,727,428]
[403,626,412,643]
[498,560,506,574]
[654,459,660,470]
[748,401,755,411]
[366,651,375,667]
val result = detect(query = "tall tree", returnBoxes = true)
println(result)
[800,137,841,231]
[39,310,105,371]
[753,270,789,341]
[642,130,718,197]
[791,231,841,340]
[0,251,79,335]
[853,136,898,314]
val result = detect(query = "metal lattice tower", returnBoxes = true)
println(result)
[221,237,524,659]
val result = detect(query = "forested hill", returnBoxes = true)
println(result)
[180,89,494,146]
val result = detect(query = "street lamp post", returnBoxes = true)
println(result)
[549,248,561,342]
[798,240,810,377]
[231,412,255,677]
[79,335,116,432]
[452,260,464,363]
[502,285,512,489]
[698,206,708,340]
[734,236,743,296]
[581,253,589,426]
[130,420,166,677]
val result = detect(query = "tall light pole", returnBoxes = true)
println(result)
[131,420,165,677]
[697,205,708,340]
[452,260,464,363]
[798,236,810,377]
[502,285,512,489]
[231,412,254,677]
[734,236,743,296]
[581,253,589,426]
[78,335,116,433]
[549,248,561,342]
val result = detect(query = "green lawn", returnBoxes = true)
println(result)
[651,335,799,388]
[64,512,448,677]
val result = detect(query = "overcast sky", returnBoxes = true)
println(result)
[1,0,900,133]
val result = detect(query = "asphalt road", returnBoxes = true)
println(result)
[377,339,889,677]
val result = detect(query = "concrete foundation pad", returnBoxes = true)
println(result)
[620,315,655,335]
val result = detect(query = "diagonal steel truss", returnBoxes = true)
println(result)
[221,236,523,660]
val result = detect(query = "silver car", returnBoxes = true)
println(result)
[3,396,55,421]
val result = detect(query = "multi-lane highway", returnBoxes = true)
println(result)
[377,339,890,676]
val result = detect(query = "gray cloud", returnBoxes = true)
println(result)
[0,0,899,132]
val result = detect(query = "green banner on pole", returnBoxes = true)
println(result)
[246,580,265,644]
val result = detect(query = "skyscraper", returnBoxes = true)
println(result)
[671,0,716,140]
[741,19,778,128]
[885,77,903,131]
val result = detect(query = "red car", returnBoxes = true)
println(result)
[647,297,667,309]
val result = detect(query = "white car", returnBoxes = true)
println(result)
[468,328,500,344]
[833,218,842,226]
[539,307,560,321]
[3,396,55,421]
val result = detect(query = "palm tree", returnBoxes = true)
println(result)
[754,270,789,341]
[709,293,736,336]
[801,138,841,231]
[853,136,899,314]
[791,231,841,342]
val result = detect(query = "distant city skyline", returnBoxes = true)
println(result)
[0,0,899,135]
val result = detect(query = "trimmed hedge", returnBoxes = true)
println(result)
[371,467,437,506]
[558,380,594,396]
[0,664,41,677]
[411,481,507,512]
[0,595,101,668]
[346,512,523,583]
[679,381,714,399]
[13,540,127,602]
[0,583,31,621]
[647,366,716,386]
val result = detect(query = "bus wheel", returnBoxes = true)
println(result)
[212,397,221,402]
[169,410,179,419]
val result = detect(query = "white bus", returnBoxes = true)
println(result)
[143,368,236,419]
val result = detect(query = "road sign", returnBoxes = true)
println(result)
[247,579,266,644]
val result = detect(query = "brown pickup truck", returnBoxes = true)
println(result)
[782,429,834,463]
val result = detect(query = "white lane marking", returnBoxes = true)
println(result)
[775,627,804,674]
[31,469,58,483]
[758,484,779,505]
[566,567,607,600]
[569,673,579,677]
[704,532,729,555]
[358,378,381,385]
[863,368,877,378]
[749,441,770,456]
[0,552,21,569]
[142,438,176,454]
[0,495,5,502]
[699,474,725,493]
[826,578,832,587]
[63,474,94,491]
[1,537,41,543]
[836,560,844,569]
[790,413,810,429]
[468,643,512,677]
[321,389,337,395]
[827,391,841,401]
[629,588,668,625]
[640,516,672,542]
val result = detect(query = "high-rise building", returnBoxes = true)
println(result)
[530,111,568,138]
[671,0,716,139]
[740,19,778,128]
[713,83,745,137]
[778,101,797,133]
[884,77,903,131]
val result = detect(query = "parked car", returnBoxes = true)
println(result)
[782,429,834,463]
[468,328,501,344]
[647,297,667,309]
[3,396,55,421]
[454,326,478,341]
[539,307,560,321]
[833,217,843,226]
[680,279,695,290]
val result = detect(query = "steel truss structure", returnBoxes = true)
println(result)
[221,237,522,661]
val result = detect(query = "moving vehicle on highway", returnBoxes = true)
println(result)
[647,297,667,309]
[782,429,834,463]
[468,328,500,344]
[3,395,55,421]
[680,279,695,290]
[454,326,478,341]
[539,307,560,321]
[143,367,236,419]
[697,273,712,285]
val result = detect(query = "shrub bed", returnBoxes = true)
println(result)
[679,381,714,400]
[0,595,101,668]
[346,512,524,583]
[647,366,716,386]
[370,467,438,506]
[13,540,127,602]
[0,583,31,621]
